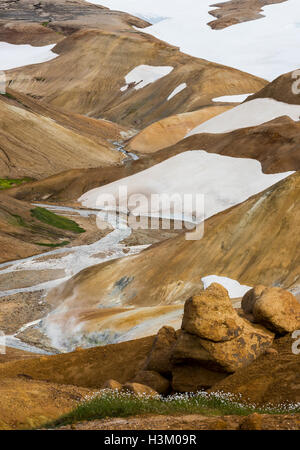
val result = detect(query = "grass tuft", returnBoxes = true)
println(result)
[31,207,85,234]
[45,390,300,428]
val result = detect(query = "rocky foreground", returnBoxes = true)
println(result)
[0,283,299,430]
[99,283,300,399]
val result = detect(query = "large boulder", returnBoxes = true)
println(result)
[242,286,300,334]
[133,370,170,395]
[144,326,177,375]
[241,285,266,314]
[182,283,244,342]
[253,287,300,334]
[172,331,216,366]
[172,320,274,373]
[172,364,228,392]
[122,382,159,397]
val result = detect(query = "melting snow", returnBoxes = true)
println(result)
[120,64,173,91]
[0,42,57,70]
[187,98,300,137]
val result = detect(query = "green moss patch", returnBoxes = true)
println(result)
[35,240,70,248]
[0,177,33,190]
[30,207,85,234]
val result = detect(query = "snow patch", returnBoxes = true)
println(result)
[79,150,294,221]
[0,42,57,70]
[187,99,300,137]
[213,94,253,103]
[201,275,252,298]
[120,65,173,91]
[167,83,187,100]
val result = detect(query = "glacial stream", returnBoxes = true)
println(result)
[0,204,148,353]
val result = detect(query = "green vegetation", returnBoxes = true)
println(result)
[46,391,300,428]
[35,240,70,248]
[0,177,33,190]
[31,207,85,234]
[41,22,50,27]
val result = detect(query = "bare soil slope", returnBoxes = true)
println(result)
[0,377,93,430]
[0,89,124,180]
[0,336,154,388]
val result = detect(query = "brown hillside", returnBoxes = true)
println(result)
[126,106,233,153]
[246,69,300,105]
[0,336,154,389]
[0,89,124,180]
[7,113,300,204]
[5,27,266,128]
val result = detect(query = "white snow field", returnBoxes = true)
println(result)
[167,83,187,100]
[213,94,253,103]
[201,275,252,298]
[86,0,300,80]
[79,150,294,221]
[0,42,57,70]
[187,98,300,137]
[120,65,173,91]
